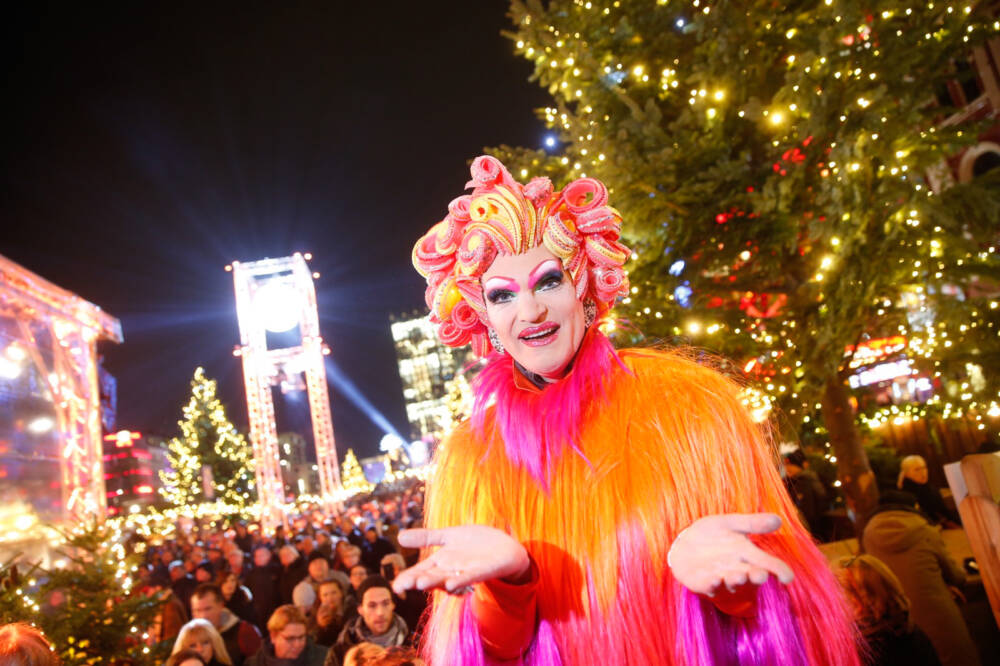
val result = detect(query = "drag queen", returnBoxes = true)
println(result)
[392,156,860,665]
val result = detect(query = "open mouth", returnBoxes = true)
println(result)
[519,323,559,345]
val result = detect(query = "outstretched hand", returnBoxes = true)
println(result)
[391,525,531,596]
[668,513,794,597]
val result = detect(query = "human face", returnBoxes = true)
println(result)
[343,550,360,569]
[253,548,271,567]
[221,574,238,599]
[190,594,223,628]
[482,245,585,379]
[904,459,929,485]
[308,558,329,581]
[358,587,395,636]
[272,622,308,659]
[319,582,343,608]
[185,634,214,662]
[349,565,368,591]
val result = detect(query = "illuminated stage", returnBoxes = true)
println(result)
[0,253,122,547]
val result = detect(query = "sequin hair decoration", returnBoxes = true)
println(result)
[413,155,631,354]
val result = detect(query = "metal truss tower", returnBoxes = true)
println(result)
[231,253,341,527]
[0,254,123,522]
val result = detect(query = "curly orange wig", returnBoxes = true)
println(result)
[412,156,630,355]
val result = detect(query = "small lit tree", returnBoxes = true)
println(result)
[341,449,373,496]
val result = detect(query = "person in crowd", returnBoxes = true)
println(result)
[836,554,940,666]
[391,155,859,664]
[360,527,396,573]
[245,605,327,666]
[309,579,347,648]
[171,560,199,614]
[222,572,260,627]
[191,583,263,666]
[315,531,335,560]
[338,517,364,549]
[0,622,62,666]
[293,553,342,614]
[166,648,208,666]
[195,561,217,584]
[233,523,254,554]
[273,526,288,549]
[897,455,961,528]
[376,646,424,666]
[333,545,362,578]
[862,491,980,666]
[245,546,281,624]
[277,545,309,606]
[378,554,425,639]
[226,549,250,580]
[186,546,207,575]
[782,448,832,541]
[172,618,233,666]
[330,576,409,665]
[340,642,384,666]
[145,578,189,643]
[296,536,317,562]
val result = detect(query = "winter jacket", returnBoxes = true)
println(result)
[862,507,980,666]
[327,614,408,665]
[219,607,264,666]
[245,636,328,666]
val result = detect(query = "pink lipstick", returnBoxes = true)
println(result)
[519,322,560,346]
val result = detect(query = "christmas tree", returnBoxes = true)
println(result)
[341,448,373,495]
[0,522,165,665]
[495,0,1000,522]
[160,367,255,509]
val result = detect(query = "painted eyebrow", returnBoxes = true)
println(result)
[483,277,520,293]
[528,260,563,288]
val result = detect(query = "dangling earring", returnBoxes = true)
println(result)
[584,299,597,328]
[487,328,505,354]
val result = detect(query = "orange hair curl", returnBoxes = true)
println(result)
[412,156,630,355]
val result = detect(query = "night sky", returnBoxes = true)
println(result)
[1,1,550,460]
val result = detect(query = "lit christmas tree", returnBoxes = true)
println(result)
[495,0,1000,521]
[160,368,255,509]
[340,448,373,495]
[1,522,165,665]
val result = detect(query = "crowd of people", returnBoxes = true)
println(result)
[135,485,429,666]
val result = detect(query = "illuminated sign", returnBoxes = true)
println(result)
[844,336,907,369]
[103,430,141,448]
[848,360,914,388]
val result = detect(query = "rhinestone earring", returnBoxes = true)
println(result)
[584,299,597,328]
[487,328,505,354]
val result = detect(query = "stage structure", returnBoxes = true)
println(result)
[0,254,122,526]
[230,253,341,528]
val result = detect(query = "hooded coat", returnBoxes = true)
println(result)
[862,507,980,666]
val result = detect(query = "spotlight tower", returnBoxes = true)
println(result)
[230,253,341,528]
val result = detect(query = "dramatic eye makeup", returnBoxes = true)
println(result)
[529,259,564,291]
[484,277,519,304]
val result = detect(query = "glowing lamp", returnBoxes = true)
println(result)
[0,357,22,380]
[27,416,55,434]
[253,281,301,333]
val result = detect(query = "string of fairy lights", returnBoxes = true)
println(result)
[504,0,1000,446]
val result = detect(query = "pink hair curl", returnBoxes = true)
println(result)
[412,156,631,354]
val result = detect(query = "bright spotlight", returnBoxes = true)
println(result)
[27,416,55,434]
[544,134,558,149]
[380,433,405,452]
[253,281,301,333]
